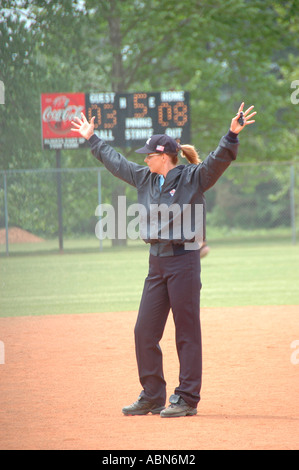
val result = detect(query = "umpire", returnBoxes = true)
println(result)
[71,102,256,417]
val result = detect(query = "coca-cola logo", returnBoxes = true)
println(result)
[42,95,84,136]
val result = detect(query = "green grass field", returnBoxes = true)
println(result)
[1,238,298,317]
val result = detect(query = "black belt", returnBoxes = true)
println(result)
[149,241,200,257]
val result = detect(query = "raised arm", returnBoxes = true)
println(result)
[197,102,257,192]
[71,112,148,188]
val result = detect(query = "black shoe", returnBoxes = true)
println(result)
[160,394,197,418]
[122,396,165,416]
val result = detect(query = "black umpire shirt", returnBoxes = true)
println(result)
[88,130,239,256]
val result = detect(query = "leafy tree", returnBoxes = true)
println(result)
[82,0,298,160]
[1,0,298,239]
[2,0,298,168]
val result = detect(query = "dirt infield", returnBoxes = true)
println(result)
[0,227,44,244]
[0,305,298,450]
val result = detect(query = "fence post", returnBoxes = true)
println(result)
[56,150,63,253]
[290,165,296,245]
[3,173,9,256]
[97,170,103,252]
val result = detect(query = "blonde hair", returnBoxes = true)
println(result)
[180,144,201,165]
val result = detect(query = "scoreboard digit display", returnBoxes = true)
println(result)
[41,91,190,150]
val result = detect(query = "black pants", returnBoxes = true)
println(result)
[134,250,202,409]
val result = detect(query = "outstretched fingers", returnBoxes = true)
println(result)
[81,112,88,123]
[244,109,257,126]
[237,102,244,114]
[244,105,255,116]
[70,117,81,132]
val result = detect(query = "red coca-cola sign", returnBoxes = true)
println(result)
[41,93,86,149]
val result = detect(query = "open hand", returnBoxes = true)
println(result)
[230,102,257,134]
[71,112,95,140]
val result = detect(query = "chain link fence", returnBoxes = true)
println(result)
[0,162,298,255]
[205,162,298,244]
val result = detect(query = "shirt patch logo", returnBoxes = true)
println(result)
[169,189,176,197]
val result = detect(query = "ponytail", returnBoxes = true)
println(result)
[180,144,201,165]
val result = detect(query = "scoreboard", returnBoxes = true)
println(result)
[41,91,190,150]
[86,91,190,146]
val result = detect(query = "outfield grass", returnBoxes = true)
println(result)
[0,239,299,317]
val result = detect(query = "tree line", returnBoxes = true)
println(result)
[0,0,298,238]
[1,0,298,170]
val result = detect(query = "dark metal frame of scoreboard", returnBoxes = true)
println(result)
[86,91,190,147]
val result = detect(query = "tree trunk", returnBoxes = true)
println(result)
[107,6,127,246]
[107,6,124,93]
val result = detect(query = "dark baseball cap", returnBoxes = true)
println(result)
[135,134,181,155]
